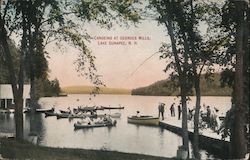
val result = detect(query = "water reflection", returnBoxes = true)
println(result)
[0,95,231,159]
[159,127,165,149]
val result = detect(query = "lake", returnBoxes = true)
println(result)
[0,94,231,159]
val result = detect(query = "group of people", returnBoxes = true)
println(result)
[158,102,182,120]
[157,101,220,131]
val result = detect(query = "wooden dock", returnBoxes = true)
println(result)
[159,120,230,159]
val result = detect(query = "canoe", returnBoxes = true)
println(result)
[59,110,70,114]
[56,113,70,119]
[93,113,121,119]
[127,116,159,126]
[36,108,54,113]
[45,112,58,117]
[68,113,88,119]
[79,107,96,112]
[109,113,121,118]
[103,106,125,110]
[74,121,116,129]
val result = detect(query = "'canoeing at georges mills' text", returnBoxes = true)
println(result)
[93,36,151,46]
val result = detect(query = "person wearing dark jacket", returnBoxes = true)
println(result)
[178,105,182,120]
[170,103,175,117]
[158,102,165,120]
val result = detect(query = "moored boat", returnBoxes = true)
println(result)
[97,113,121,118]
[59,110,70,114]
[68,113,88,119]
[45,112,58,117]
[103,106,125,110]
[56,113,70,119]
[36,108,54,113]
[109,112,121,118]
[127,116,159,126]
[79,106,96,112]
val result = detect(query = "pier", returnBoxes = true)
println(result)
[159,118,230,158]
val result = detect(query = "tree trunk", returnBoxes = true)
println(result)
[29,77,38,135]
[180,81,189,155]
[30,77,39,110]
[193,75,201,159]
[14,96,24,140]
[0,17,24,141]
[165,18,190,157]
[231,1,247,158]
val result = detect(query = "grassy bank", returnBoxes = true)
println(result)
[0,138,172,160]
[62,86,131,95]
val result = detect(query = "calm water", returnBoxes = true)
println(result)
[0,94,231,159]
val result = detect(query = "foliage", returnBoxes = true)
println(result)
[217,107,234,140]
[1,0,142,94]
[40,78,61,97]
[0,39,21,83]
[132,73,232,96]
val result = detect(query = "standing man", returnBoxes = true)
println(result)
[170,103,175,117]
[158,102,165,120]
[178,105,182,120]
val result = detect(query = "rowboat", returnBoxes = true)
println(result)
[127,116,159,126]
[74,120,116,129]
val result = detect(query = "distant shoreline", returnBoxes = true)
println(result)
[62,85,131,95]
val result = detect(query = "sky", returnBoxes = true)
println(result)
[46,20,171,89]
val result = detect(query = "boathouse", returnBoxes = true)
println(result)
[0,84,30,109]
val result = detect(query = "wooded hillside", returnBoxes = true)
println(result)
[132,73,232,96]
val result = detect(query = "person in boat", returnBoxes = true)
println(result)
[85,116,93,125]
[170,103,175,117]
[103,114,112,125]
[67,107,72,114]
[158,103,165,120]
[136,111,140,117]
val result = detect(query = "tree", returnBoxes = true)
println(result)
[148,1,192,155]
[1,0,140,140]
[212,1,249,158]
[198,0,249,158]
[230,0,248,158]
[148,1,221,158]
[0,0,25,140]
